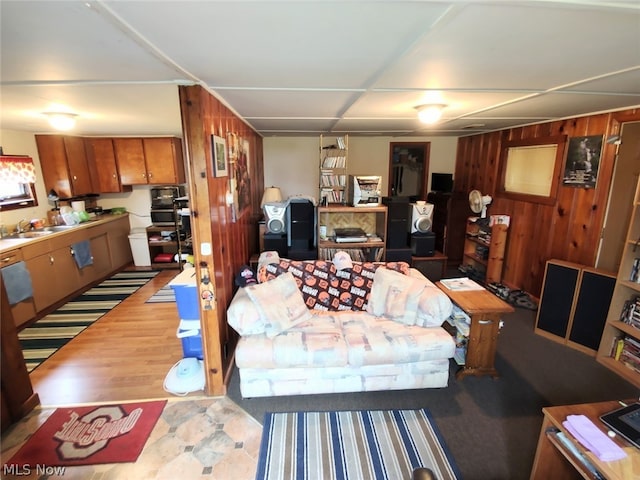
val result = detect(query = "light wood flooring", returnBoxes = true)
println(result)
[28,268,191,406]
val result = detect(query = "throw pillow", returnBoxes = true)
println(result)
[245,272,313,338]
[366,267,426,325]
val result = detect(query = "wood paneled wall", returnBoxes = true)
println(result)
[179,85,264,395]
[454,108,640,298]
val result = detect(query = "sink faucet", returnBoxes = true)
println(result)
[15,219,30,233]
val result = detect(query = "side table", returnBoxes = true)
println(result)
[436,282,514,379]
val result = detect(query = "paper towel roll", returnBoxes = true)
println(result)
[71,201,85,212]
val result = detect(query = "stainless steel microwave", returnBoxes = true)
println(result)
[150,186,185,208]
[150,208,176,225]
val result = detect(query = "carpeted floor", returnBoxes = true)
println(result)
[18,271,159,372]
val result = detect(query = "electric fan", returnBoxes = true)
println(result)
[468,190,492,218]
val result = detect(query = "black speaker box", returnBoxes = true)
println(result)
[382,197,410,248]
[385,248,413,263]
[411,232,435,257]
[287,199,315,250]
[263,233,288,257]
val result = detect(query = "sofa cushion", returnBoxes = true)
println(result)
[257,258,411,312]
[226,287,266,335]
[366,267,426,325]
[341,314,456,367]
[235,314,348,368]
[244,272,312,338]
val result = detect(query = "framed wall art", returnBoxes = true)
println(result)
[563,135,603,188]
[212,135,228,177]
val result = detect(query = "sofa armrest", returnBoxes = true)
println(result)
[227,288,266,336]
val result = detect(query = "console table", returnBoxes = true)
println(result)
[436,282,514,379]
[530,399,639,480]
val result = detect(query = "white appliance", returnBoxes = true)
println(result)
[263,203,288,234]
[410,202,434,233]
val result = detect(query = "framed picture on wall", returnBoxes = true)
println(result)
[563,135,603,188]
[212,135,228,177]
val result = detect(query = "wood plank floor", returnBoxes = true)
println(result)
[29,269,193,406]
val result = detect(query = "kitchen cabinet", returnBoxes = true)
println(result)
[0,281,39,433]
[108,215,134,269]
[35,135,96,198]
[0,249,36,328]
[77,224,112,284]
[114,137,185,185]
[85,138,131,193]
[22,234,82,312]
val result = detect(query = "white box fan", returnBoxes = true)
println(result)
[468,190,492,218]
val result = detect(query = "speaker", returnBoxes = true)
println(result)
[263,233,288,257]
[535,260,616,353]
[411,232,435,257]
[385,248,413,263]
[382,197,410,248]
[410,202,434,234]
[263,203,287,234]
[287,199,315,249]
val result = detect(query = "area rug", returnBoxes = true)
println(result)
[4,400,167,468]
[255,409,461,480]
[18,270,159,372]
[145,284,175,303]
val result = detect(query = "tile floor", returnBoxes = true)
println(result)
[1,396,262,480]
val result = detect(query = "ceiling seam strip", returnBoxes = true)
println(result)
[89,0,252,131]
[326,4,466,132]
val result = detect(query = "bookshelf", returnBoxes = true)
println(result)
[459,217,508,285]
[317,205,387,261]
[319,134,348,205]
[596,175,640,387]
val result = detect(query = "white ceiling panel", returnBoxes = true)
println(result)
[1,1,639,137]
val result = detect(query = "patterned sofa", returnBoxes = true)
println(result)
[227,256,455,398]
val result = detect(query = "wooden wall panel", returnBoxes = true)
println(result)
[454,107,640,297]
[179,85,264,396]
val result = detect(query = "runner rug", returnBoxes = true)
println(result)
[145,284,175,303]
[4,400,167,468]
[255,409,461,480]
[18,271,159,372]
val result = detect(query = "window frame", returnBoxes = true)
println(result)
[497,135,567,206]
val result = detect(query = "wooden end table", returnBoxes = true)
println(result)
[436,281,515,380]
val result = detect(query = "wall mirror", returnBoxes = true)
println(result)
[388,142,430,199]
[498,135,567,205]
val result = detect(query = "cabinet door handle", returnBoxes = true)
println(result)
[479,319,494,325]
[1,256,16,263]
[49,255,54,265]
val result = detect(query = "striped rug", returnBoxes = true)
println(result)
[256,409,461,480]
[145,284,175,303]
[18,271,159,372]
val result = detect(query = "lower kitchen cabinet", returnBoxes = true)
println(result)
[0,249,36,328]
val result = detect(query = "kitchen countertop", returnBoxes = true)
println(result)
[0,213,130,254]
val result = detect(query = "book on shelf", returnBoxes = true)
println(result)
[619,296,640,329]
[440,277,485,291]
[631,257,640,282]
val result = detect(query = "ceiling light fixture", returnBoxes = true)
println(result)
[416,104,446,125]
[44,112,77,131]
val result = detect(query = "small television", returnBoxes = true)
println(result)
[431,173,454,193]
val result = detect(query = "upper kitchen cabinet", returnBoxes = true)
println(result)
[85,138,131,194]
[35,135,96,198]
[114,137,185,185]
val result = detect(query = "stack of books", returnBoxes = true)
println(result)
[620,296,640,329]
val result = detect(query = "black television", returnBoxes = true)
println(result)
[431,173,454,193]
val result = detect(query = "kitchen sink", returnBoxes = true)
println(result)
[4,230,55,239]
[41,225,78,232]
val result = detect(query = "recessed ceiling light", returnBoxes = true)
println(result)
[44,112,77,131]
[415,104,446,124]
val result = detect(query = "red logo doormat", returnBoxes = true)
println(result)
[5,400,167,468]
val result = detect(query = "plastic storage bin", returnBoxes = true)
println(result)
[168,269,199,320]
[128,228,151,267]
[177,319,203,359]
